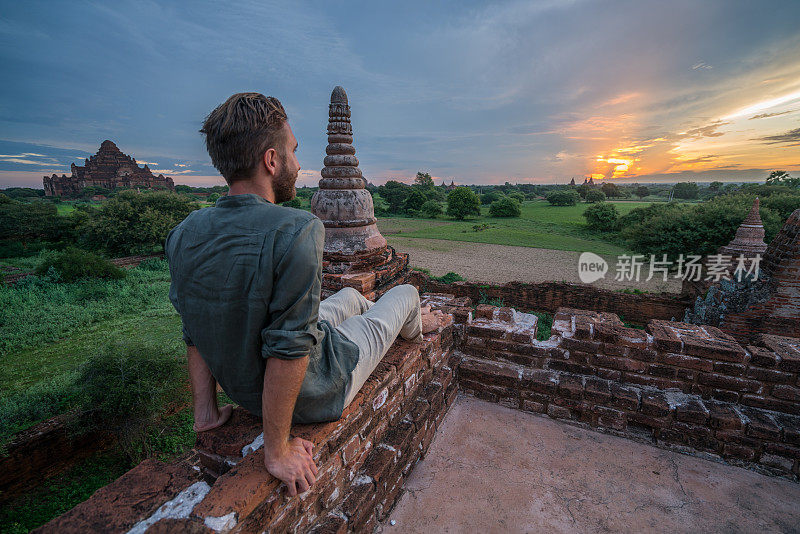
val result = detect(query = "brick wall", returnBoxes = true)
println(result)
[31,294,800,532]
[409,271,690,326]
[35,318,460,534]
[458,305,800,479]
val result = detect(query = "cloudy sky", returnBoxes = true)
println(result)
[1,0,799,188]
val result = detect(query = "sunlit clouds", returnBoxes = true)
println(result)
[1,1,799,186]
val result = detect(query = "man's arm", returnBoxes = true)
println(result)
[187,345,232,432]
[262,355,318,496]
[260,217,325,494]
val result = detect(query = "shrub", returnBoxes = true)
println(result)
[404,189,427,214]
[507,192,525,204]
[489,196,521,217]
[446,187,481,220]
[583,202,618,231]
[431,271,465,283]
[377,181,411,213]
[481,191,502,205]
[545,190,580,206]
[73,341,185,460]
[419,200,443,218]
[35,248,126,282]
[0,372,79,452]
[585,189,606,203]
[601,183,621,198]
[281,197,303,208]
[79,190,198,255]
[673,182,699,199]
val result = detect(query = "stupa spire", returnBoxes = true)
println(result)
[719,197,768,258]
[311,86,409,299]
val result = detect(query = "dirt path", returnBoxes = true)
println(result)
[387,236,682,293]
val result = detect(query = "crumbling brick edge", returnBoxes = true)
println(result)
[33,295,800,533]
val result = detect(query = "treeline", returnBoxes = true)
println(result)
[582,179,800,259]
[370,172,537,219]
[0,190,198,258]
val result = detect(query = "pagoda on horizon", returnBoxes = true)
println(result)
[43,140,175,197]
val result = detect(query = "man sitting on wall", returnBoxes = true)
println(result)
[165,93,445,497]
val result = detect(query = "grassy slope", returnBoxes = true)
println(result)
[378,200,650,255]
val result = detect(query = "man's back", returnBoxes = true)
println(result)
[166,193,325,416]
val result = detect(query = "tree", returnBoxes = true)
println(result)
[585,189,606,203]
[446,187,481,220]
[208,192,221,203]
[481,190,502,205]
[404,189,427,213]
[282,198,302,208]
[673,182,699,199]
[601,182,621,198]
[377,180,411,213]
[583,202,619,231]
[708,182,723,192]
[489,196,521,217]
[576,183,593,199]
[766,170,800,188]
[635,186,650,199]
[419,200,443,218]
[80,190,199,255]
[414,172,435,190]
[545,190,580,206]
[0,198,69,246]
[507,191,525,204]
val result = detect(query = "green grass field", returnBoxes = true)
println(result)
[377,200,650,255]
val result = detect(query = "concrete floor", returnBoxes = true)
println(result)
[385,396,800,534]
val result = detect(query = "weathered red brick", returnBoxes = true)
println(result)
[593,353,647,372]
[583,376,612,403]
[660,352,713,372]
[675,398,709,425]
[741,407,781,440]
[609,383,640,411]
[640,391,671,417]
[772,384,800,402]
[705,401,744,431]
[697,373,762,393]
[594,406,627,430]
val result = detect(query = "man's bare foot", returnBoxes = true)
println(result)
[193,403,234,432]
[421,308,447,334]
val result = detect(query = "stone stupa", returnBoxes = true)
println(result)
[311,86,409,299]
[718,197,768,259]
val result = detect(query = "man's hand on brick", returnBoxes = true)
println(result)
[264,437,318,497]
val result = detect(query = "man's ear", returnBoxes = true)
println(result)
[262,147,279,178]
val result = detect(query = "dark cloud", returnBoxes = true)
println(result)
[757,127,800,146]
[681,121,729,138]
[749,109,797,120]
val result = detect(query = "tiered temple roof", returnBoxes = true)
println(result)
[43,140,175,197]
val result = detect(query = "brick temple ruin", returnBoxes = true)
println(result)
[43,140,175,197]
[5,88,798,532]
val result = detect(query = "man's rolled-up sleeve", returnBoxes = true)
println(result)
[261,218,325,360]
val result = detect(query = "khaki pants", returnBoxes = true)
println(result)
[318,284,422,407]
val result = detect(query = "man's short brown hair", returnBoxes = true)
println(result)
[200,93,288,183]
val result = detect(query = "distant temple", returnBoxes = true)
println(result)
[43,140,175,197]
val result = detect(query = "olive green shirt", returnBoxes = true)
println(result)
[165,194,359,424]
